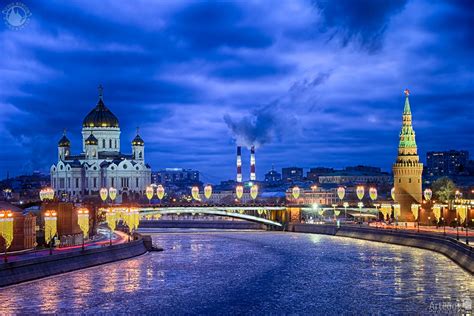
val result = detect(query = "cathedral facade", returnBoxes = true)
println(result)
[50,86,151,202]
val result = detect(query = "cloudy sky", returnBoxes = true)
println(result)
[1,0,473,182]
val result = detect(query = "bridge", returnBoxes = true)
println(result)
[138,206,287,227]
[105,204,379,229]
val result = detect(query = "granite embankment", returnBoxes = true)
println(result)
[0,236,152,287]
[289,223,474,274]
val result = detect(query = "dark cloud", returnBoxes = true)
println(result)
[0,0,472,181]
[313,0,407,51]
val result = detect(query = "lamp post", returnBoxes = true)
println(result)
[442,216,446,236]
[369,187,378,227]
[454,217,459,240]
[343,202,349,221]
[357,202,363,226]
[105,208,116,246]
[356,186,364,225]
[331,204,337,223]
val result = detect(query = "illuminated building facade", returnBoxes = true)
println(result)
[50,86,151,202]
[392,89,423,221]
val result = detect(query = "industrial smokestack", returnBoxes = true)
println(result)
[236,146,242,183]
[250,145,256,181]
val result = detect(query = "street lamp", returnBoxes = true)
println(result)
[369,187,378,226]
[77,208,90,251]
[343,202,349,221]
[454,217,459,240]
[357,202,364,226]
[331,204,338,223]
[356,186,364,225]
[411,204,420,233]
[105,208,116,246]
[44,210,58,255]
[442,216,446,236]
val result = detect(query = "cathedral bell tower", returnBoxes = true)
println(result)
[57,129,70,160]
[131,128,145,161]
[392,89,423,222]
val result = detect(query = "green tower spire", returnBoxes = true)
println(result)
[398,89,417,149]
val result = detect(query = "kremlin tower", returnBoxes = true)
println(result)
[392,89,423,222]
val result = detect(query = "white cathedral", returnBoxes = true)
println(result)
[50,86,151,202]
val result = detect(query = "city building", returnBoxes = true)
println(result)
[0,171,50,203]
[282,167,304,182]
[50,86,151,202]
[264,168,282,185]
[286,187,337,205]
[152,168,200,185]
[317,170,391,185]
[306,167,334,181]
[426,150,469,177]
[392,89,423,222]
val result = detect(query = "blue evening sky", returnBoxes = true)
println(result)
[0,0,473,182]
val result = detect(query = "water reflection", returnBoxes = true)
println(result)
[0,231,472,314]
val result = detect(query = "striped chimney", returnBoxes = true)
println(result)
[236,146,242,183]
[250,145,256,181]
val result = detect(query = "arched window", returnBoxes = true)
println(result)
[109,139,112,148]
[102,139,106,148]
[139,152,142,159]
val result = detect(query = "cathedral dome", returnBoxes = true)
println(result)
[85,133,98,145]
[82,86,119,128]
[58,134,70,147]
[132,134,144,146]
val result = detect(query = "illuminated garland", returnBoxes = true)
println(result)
[393,204,401,219]
[0,211,14,249]
[456,205,467,224]
[380,204,392,221]
[411,204,419,221]
[106,210,116,231]
[77,209,90,239]
[44,212,57,244]
[432,205,441,223]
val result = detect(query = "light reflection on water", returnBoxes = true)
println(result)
[0,231,472,315]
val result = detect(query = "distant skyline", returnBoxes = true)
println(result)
[1,1,473,181]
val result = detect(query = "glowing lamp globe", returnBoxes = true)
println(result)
[145,186,154,201]
[356,186,364,200]
[369,187,377,201]
[156,185,165,200]
[236,185,244,199]
[337,187,345,200]
[108,187,117,201]
[250,185,258,200]
[99,188,108,202]
[292,186,300,200]
[423,188,432,201]
[204,185,212,199]
[191,186,200,201]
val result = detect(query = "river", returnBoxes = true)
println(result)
[0,230,472,314]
